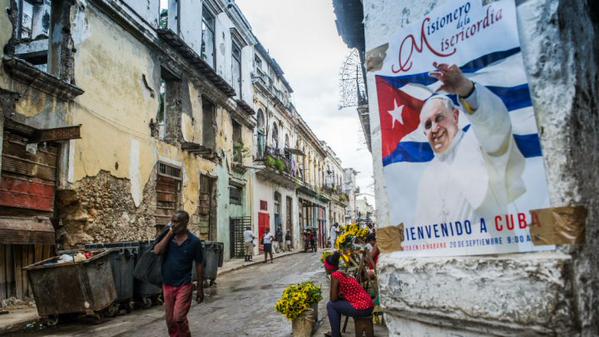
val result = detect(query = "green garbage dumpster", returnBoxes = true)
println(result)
[24,250,117,321]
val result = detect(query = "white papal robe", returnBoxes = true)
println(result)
[414,83,526,226]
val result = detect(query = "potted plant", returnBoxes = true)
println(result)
[274,158,287,172]
[275,281,322,337]
[265,155,277,169]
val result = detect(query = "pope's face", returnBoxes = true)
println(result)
[421,99,459,154]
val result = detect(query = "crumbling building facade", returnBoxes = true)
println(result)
[0,0,349,302]
[0,0,258,299]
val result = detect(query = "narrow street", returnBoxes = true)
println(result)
[9,253,328,337]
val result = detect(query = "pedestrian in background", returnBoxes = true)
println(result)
[309,229,317,252]
[153,210,204,337]
[330,222,340,248]
[303,230,310,252]
[285,231,292,251]
[262,228,274,263]
[275,227,283,252]
[243,226,255,262]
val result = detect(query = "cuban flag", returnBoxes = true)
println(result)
[377,47,543,167]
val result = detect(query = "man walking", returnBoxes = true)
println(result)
[309,229,317,252]
[154,210,204,337]
[330,222,340,248]
[275,227,284,252]
[263,228,274,263]
[243,226,255,262]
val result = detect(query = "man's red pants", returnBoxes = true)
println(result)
[163,283,193,337]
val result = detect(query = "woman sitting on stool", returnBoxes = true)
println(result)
[323,252,374,337]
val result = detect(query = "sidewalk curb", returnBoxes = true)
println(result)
[217,250,306,276]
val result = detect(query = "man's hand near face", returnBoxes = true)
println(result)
[431,62,474,97]
[153,222,175,255]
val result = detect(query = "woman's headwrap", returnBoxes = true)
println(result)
[324,259,337,272]
[323,252,340,272]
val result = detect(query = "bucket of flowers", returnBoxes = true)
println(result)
[275,281,322,337]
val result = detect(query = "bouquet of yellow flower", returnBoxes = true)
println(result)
[335,224,370,250]
[275,281,322,320]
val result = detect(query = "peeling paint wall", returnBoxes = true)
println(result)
[364,0,599,336]
[56,169,157,246]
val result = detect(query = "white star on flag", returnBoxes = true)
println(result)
[387,100,405,129]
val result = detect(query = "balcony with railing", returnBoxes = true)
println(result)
[322,184,349,206]
[255,146,298,189]
[252,68,291,110]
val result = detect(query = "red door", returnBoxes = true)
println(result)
[258,212,270,253]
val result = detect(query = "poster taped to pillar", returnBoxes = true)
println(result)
[374,0,552,256]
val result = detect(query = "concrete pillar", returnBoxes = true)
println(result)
[364,0,599,336]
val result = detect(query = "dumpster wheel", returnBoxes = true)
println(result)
[126,301,135,313]
[141,297,153,309]
[44,315,59,327]
[103,303,120,318]
[89,311,105,324]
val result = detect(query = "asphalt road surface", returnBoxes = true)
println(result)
[8,252,328,337]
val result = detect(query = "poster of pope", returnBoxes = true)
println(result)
[374,0,551,256]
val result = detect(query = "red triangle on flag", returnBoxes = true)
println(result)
[375,76,425,159]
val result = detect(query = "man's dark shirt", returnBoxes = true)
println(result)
[160,231,203,287]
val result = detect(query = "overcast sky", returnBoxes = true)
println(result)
[236,0,375,205]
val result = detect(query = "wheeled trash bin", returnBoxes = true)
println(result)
[24,250,117,322]
[85,242,139,312]
[134,241,163,308]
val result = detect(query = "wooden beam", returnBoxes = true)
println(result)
[1,155,56,181]
[0,189,55,213]
[14,246,22,299]
[5,246,13,297]
[34,125,81,142]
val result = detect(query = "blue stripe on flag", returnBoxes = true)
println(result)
[443,84,532,112]
[379,47,521,87]
[514,134,543,158]
[382,142,434,166]
[383,132,543,166]
[487,84,532,111]
[460,47,521,73]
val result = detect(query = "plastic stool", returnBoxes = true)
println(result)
[354,315,374,337]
